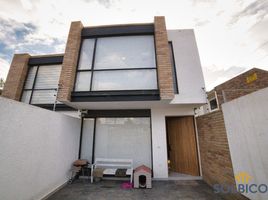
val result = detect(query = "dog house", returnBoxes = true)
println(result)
[134,165,152,189]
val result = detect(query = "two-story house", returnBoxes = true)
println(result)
[2,17,206,179]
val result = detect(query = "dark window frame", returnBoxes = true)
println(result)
[20,64,61,105]
[168,41,179,94]
[78,109,154,176]
[209,98,218,111]
[81,24,154,37]
[28,55,63,66]
[73,34,159,92]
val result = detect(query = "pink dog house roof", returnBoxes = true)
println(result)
[134,165,151,173]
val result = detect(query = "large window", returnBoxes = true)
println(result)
[94,117,152,168]
[75,35,157,91]
[21,64,62,104]
[80,117,152,168]
[80,118,95,162]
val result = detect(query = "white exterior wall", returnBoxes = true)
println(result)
[151,106,195,178]
[167,29,206,105]
[0,97,80,200]
[195,104,209,116]
[57,110,80,118]
[222,87,268,200]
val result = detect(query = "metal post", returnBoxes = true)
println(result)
[53,84,59,111]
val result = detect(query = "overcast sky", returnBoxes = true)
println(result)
[0,0,267,90]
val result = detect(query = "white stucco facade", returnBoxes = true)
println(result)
[148,30,206,178]
[151,106,195,178]
[167,29,206,105]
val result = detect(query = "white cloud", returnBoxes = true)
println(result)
[20,0,33,10]
[0,58,10,80]
[230,0,268,24]
[0,0,267,88]
[203,65,247,90]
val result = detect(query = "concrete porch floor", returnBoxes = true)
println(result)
[47,180,223,200]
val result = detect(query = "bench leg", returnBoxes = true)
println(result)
[130,169,133,183]
[91,167,94,183]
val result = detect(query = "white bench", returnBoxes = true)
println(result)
[91,158,133,183]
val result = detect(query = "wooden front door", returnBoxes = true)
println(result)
[166,116,199,176]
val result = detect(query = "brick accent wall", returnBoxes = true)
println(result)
[214,68,268,105]
[2,54,30,100]
[196,110,248,200]
[154,16,174,100]
[57,21,83,102]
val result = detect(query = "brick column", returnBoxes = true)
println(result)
[57,21,83,102]
[154,16,174,100]
[2,54,30,100]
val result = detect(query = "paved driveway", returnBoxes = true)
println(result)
[47,180,223,200]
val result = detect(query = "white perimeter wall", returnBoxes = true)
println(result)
[151,106,195,178]
[222,87,268,200]
[57,110,80,118]
[167,29,206,105]
[0,97,80,200]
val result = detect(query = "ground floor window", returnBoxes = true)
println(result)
[80,117,152,169]
[80,118,94,162]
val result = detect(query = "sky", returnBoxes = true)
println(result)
[0,0,267,90]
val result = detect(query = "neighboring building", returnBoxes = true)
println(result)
[197,68,268,115]
[2,17,206,178]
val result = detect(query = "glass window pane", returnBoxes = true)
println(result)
[24,66,37,89]
[94,36,156,69]
[78,39,95,70]
[92,69,157,91]
[35,65,61,89]
[31,90,57,104]
[168,43,178,94]
[21,90,32,103]
[81,118,95,162]
[75,72,91,91]
[94,118,152,168]
[209,99,218,110]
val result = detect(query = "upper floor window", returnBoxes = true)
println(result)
[21,65,62,104]
[75,35,157,91]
